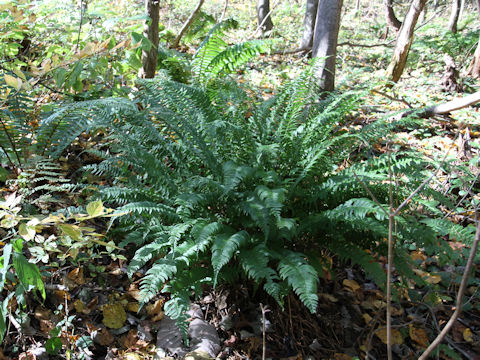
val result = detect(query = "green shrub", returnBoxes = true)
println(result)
[80,67,470,335]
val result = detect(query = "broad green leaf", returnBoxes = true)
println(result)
[58,224,82,241]
[12,253,46,299]
[45,337,62,355]
[86,200,104,217]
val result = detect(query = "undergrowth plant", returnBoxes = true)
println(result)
[76,65,474,334]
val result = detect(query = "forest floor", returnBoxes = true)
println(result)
[2,1,480,359]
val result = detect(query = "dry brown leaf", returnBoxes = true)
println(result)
[151,311,165,322]
[409,325,428,347]
[102,303,127,329]
[146,298,164,316]
[126,302,140,313]
[39,319,55,334]
[362,313,373,324]
[375,328,403,345]
[67,268,85,285]
[119,330,139,348]
[334,354,353,360]
[319,293,338,302]
[34,306,51,321]
[343,279,360,292]
[54,290,70,303]
[410,250,427,262]
[99,327,115,346]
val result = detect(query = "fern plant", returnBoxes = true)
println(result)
[78,66,471,335]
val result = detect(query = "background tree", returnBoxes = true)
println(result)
[257,0,274,36]
[386,0,427,83]
[140,0,160,78]
[300,0,319,51]
[385,0,402,32]
[447,0,461,33]
[312,0,343,92]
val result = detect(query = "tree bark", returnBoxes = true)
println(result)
[311,0,343,92]
[386,0,427,84]
[140,0,160,79]
[300,0,319,50]
[172,0,205,48]
[467,38,480,78]
[447,0,461,33]
[257,0,274,36]
[384,0,402,32]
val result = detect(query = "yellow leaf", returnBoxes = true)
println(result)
[463,328,473,343]
[375,328,403,345]
[4,74,21,90]
[86,200,104,217]
[102,303,127,329]
[12,67,25,81]
[343,279,360,292]
[409,325,428,347]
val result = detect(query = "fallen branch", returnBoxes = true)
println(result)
[402,91,480,118]
[337,40,395,48]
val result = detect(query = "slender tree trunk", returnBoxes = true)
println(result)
[257,0,274,36]
[312,0,343,92]
[467,38,480,78]
[477,0,480,16]
[140,0,160,78]
[448,0,461,33]
[384,0,402,32]
[386,0,427,83]
[300,0,319,50]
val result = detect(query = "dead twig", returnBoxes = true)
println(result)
[418,212,480,359]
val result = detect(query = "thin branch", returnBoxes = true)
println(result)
[337,40,395,48]
[371,89,413,108]
[418,214,480,359]
[172,0,205,48]
[249,0,279,39]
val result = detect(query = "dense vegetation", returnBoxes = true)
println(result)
[1,0,480,359]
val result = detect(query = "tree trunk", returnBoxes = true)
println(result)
[448,0,461,33]
[384,0,402,32]
[386,0,427,83]
[467,38,480,78]
[300,0,319,50]
[311,0,343,92]
[257,0,273,36]
[140,0,160,79]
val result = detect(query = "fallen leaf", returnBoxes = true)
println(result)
[343,279,360,292]
[334,354,352,360]
[119,330,138,348]
[146,298,164,316]
[99,327,115,346]
[126,302,140,313]
[363,313,372,324]
[102,303,127,329]
[67,268,85,285]
[375,328,403,345]
[409,325,428,347]
[318,293,338,302]
[463,328,473,343]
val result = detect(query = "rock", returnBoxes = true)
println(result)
[156,316,187,358]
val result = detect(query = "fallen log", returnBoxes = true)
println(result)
[402,91,480,118]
